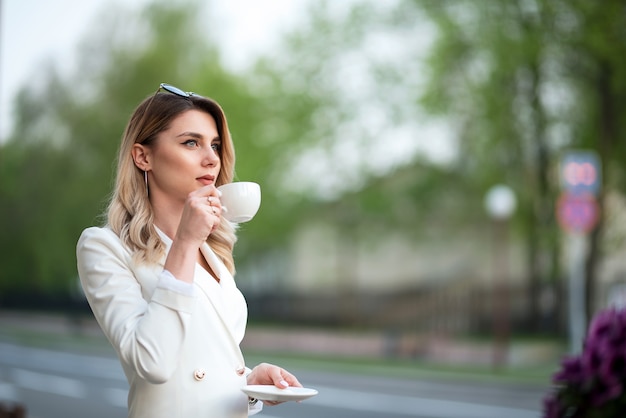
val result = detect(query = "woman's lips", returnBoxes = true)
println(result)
[197,176,215,185]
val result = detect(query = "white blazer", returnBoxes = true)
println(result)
[77,226,253,418]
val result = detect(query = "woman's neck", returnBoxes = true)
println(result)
[150,195,184,240]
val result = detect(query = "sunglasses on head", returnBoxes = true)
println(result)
[157,83,196,98]
[137,83,200,144]
[143,82,197,112]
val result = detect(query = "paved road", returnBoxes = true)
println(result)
[0,340,545,418]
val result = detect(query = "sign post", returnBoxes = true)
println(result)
[556,150,601,354]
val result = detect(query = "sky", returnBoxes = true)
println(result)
[0,0,454,198]
[0,0,308,139]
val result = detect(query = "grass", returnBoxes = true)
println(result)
[243,349,556,387]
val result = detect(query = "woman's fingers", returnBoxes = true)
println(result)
[201,187,224,221]
[178,187,222,242]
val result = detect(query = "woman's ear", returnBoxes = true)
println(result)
[131,144,151,171]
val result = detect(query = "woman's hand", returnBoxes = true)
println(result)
[246,363,302,406]
[176,185,223,245]
[163,185,223,284]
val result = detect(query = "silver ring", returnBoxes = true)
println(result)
[207,196,212,204]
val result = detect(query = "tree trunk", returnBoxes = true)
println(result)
[586,59,614,318]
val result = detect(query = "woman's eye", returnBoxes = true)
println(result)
[183,139,199,147]
[211,143,221,152]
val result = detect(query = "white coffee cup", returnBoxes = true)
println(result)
[217,182,261,223]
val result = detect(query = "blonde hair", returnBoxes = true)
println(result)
[107,91,237,274]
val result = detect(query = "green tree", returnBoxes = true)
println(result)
[0,0,280,298]
[544,0,626,320]
[393,0,626,326]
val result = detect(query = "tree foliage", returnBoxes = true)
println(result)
[2,0,625,336]
[396,0,626,321]
[0,0,298,297]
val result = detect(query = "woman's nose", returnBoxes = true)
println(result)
[203,147,219,166]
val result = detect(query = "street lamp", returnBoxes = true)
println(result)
[484,185,517,221]
[484,185,517,368]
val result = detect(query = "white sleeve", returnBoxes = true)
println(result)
[158,269,195,296]
[245,366,264,416]
[77,227,196,384]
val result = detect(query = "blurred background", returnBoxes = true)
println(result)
[1,0,626,417]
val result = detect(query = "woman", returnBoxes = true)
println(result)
[77,83,301,417]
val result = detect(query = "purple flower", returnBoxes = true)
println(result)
[590,349,626,405]
[590,376,622,406]
[543,308,626,417]
[587,309,626,349]
[553,356,584,386]
[587,309,616,340]
[542,393,561,418]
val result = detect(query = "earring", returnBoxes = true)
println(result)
[144,171,149,196]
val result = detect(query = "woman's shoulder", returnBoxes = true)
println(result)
[76,226,139,269]
[77,226,124,252]
[79,225,118,241]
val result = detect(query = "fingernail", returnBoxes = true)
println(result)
[217,189,223,196]
[222,206,228,213]
[280,380,289,387]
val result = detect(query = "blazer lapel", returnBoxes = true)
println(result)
[155,228,245,346]
[199,243,230,283]
[197,243,245,344]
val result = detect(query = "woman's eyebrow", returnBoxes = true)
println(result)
[176,131,203,139]
[176,132,220,142]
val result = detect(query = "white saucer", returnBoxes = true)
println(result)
[241,385,318,402]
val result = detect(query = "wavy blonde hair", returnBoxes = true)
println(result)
[107,90,237,274]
